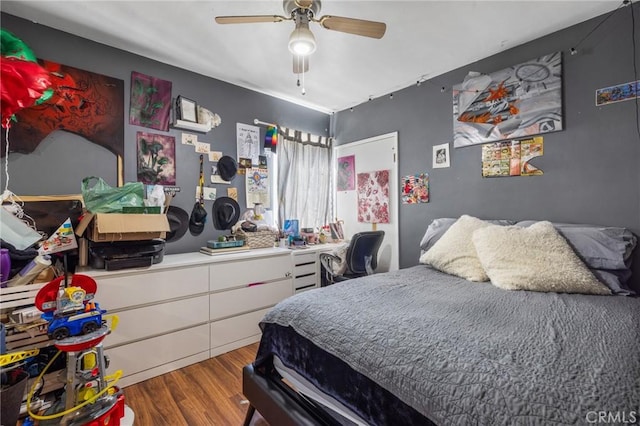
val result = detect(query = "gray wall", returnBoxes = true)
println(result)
[0,13,329,255]
[332,4,640,289]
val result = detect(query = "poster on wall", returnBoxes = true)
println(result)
[357,170,390,223]
[595,80,639,106]
[481,136,543,178]
[453,52,562,148]
[4,60,124,158]
[237,123,260,166]
[129,72,172,132]
[136,132,176,185]
[337,155,356,191]
[432,143,450,168]
[246,167,270,208]
[401,173,429,204]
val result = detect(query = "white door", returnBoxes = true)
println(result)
[334,132,399,272]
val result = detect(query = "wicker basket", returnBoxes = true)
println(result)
[234,228,277,249]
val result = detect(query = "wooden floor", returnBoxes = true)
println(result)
[123,343,268,426]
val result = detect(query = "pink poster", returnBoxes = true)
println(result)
[337,155,355,191]
[357,170,390,223]
[136,132,176,185]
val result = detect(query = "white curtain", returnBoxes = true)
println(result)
[277,128,333,230]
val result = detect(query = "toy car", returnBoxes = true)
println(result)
[42,303,106,340]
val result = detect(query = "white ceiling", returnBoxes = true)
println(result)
[1,1,622,114]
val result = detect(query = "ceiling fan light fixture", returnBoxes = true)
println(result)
[288,23,316,56]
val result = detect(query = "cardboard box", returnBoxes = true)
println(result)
[76,212,170,242]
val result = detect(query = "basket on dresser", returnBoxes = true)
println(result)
[234,228,277,249]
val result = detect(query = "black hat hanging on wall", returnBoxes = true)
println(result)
[189,155,207,235]
[217,155,238,182]
[212,196,241,230]
[165,206,190,242]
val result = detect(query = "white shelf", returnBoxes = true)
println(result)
[172,119,210,133]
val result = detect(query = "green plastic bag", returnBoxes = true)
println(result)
[81,176,145,213]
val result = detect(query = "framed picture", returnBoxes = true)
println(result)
[432,143,450,168]
[177,95,197,122]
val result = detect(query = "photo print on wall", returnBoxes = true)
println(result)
[337,155,356,191]
[357,170,390,223]
[432,143,450,168]
[402,173,429,204]
[136,131,176,185]
[129,72,172,131]
[453,52,562,148]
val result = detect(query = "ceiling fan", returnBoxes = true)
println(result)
[215,0,386,75]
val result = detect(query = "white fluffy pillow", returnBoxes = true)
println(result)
[419,215,490,281]
[472,221,611,295]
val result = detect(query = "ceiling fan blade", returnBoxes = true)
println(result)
[215,15,289,24]
[317,16,386,39]
[293,55,309,74]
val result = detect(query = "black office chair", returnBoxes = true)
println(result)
[320,231,385,286]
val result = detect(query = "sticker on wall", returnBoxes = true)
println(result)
[209,151,223,162]
[129,71,172,132]
[211,164,230,185]
[181,133,197,145]
[481,136,543,178]
[453,52,562,148]
[432,143,450,168]
[337,155,356,191]
[595,80,639,106]
[227,187,238,202]
[357,170,390,223]
[402,173,429,204]
[136,132,176,185]
[237,157,252,175]
[259,155,268,168]
[237,123,260,165]
[194,141,210,154]
[246,168,270,208]
[195,186,217,201]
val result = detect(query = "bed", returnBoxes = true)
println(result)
[243,219,640,425]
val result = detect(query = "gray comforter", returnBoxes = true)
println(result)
[261,266,640,425]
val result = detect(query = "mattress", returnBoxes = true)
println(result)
[273,356,365,425]
[255,265,640,425]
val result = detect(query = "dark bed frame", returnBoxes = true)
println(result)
[242,361,353,426]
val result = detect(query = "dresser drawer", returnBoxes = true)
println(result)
[293,251,317,265]
[106,295,209,347]
[96,266,209,310]
[210,308,270,348]
[294,262,316,276]
[294,273,317,290]
[106,324,209,377]
[210,279,291,321]
[209,254,291,291]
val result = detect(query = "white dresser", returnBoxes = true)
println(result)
[81,248,293,387]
